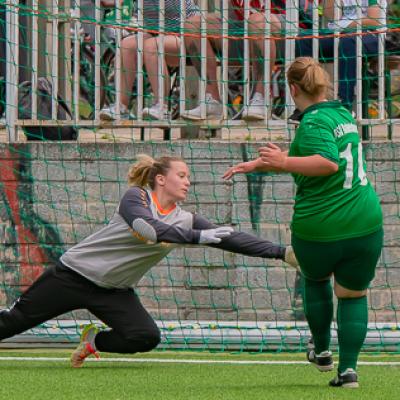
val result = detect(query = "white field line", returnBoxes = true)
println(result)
[0,357,399,366]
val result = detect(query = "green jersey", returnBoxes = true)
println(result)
[289,101,383,241]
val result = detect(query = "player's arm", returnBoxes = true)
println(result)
[192,214,298,268]
[119,187,233,244]
[259,143,338,176]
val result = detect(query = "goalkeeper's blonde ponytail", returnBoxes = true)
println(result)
[127,154,185,189]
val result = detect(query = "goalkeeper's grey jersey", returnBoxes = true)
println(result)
[60,186,285,289]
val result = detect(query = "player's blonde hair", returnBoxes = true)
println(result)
[127,154,185,189]
[287,57,331,98]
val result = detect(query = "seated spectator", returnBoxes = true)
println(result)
[100,0,200,120]
[296,0,386,111]
[182,1,284,121]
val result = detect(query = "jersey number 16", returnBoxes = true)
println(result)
[339,142,368,189]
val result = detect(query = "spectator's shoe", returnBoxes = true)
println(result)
[143,103,170,120]
[99,103,135,121]
[329,368,359,388]
[181,93,223,120]
[242,92,266,121]
[71,324,100,368]
[287,108,303,126]
[271,111,284,120]
[307,348,334,372]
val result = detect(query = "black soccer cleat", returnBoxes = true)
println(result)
[329,368,359,388]
[307,349,334,372]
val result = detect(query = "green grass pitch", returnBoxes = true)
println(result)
[0,350,398,399]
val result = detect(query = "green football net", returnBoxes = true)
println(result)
[1,140,399,352]
[0,1,399,352]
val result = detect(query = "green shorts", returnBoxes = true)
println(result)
[292,228,384,291]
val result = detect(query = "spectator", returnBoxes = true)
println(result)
[296,0,387,110]
[182,1,284,121]
[100,0,200,120]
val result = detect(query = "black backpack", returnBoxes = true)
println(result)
[18,77,78,141]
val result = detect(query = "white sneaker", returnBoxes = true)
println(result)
[181,93,223,121]
[99,103,135,121]
[142,102,170,120]
[242,92,266,121]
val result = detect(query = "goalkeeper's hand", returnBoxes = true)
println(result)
[199,227,234,244]
[284,246,300,270]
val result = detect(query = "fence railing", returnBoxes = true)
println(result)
[2,0,398,141]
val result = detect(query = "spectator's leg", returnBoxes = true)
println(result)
[295,34,313,58]
[339,36,381,110]
[185,14,222,101]
[338,37,358,110]
[143,35,180,103]
[120,33,151,107]
[248,12,280,96]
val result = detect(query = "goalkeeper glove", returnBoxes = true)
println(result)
[199,227,234,244]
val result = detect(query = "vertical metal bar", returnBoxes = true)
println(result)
[6,0,19,142]
[72,1,81,121]
[94,0,101,119]
[32,0,39,119]
[285,0,298,119]
[378,32,384,119]
[221,0,228,119]
[243,0,250,109]
[51,1,59,120]
[114,2,122,116]
[264,0,271,121]
[333,5,339,99]
[137,0,144,119]
[158,0,165,111]
[312,0,319,60]
[200,0,207,119]
[355,5,362,118]
[377,1,385,121]
[179,0,186,117]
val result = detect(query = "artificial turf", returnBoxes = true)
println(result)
[0,350,398,400]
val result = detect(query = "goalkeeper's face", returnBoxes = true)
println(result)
[157,161,191,202]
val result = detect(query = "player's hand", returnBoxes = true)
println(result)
[284,246,300,270]
[223,161,258,180]
[199,227,234,244]
[258,143,287,171]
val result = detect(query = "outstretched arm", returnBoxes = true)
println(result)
[192,214,298,268]
[222,157,283,180]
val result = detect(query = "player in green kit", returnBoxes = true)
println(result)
[223,57,383,388]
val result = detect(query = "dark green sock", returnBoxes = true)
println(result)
[303,278,333,354]
[337,296,368,373]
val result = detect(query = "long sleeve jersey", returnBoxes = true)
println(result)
[60,186,285,289]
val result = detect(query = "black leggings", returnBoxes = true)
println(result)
[0,263,161,353]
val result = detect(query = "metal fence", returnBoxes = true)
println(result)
[1,0,397,141]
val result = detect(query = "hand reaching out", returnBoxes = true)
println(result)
[222,160,258,180]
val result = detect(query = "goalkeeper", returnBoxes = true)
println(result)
[0,154,297,367]
[223,57,383,389]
